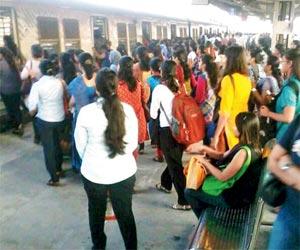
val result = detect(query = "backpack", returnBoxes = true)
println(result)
[160,92,205,146]
[260,78,299,146]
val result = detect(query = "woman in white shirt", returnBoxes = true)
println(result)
[75,68,138,250]
[150,60,191,210]
[28,59,65,186]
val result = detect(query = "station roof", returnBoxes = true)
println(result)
[209,0,300,19]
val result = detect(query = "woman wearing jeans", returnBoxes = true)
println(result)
[75,68,138,250]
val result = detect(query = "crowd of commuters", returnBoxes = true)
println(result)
[0,32,299,249]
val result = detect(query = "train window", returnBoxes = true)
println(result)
[37,17,60,54]
[171,24,176,39]
[128,23,137,53]
[163,26,168,39]
[199,26,203,35]
[117,23,128,52]
[63,19,80,50]
[181,28,187,38]
[156,26,162,40]
[0,7,14,47]
[92,16,108,49]
[142,21,152,42]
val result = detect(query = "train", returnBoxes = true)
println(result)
[1,0,228,59]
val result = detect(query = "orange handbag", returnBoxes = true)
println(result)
[184,156,207,190]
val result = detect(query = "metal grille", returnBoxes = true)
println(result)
[0,7,13,47]
[117,23,128,52]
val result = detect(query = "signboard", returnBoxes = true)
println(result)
[192,0,209,5]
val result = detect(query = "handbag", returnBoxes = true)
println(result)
[184,156,207,190]
[261,172,286,207]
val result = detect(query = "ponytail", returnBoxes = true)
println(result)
[79,52,94,80]
[96,68,126,158]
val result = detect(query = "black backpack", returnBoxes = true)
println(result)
[260,79,299,146]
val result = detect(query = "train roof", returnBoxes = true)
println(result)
[3,0,223,26]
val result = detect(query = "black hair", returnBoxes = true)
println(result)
[60,52,77,85]
[275,43,285,57]
[118,56,137,92]
[285,48,300,79]
[39,59,58,76]
[266,55,281,85]
[117,43,128,56]
[31,44,43,59]
[161,60,179,93]
[173,45,190,80]
[202,54,218,89]
[96,68,126,158]
[3,35,18,57]
[136,46,150,71]
[0,47,21,82]
[79,52,94,80]
[149,57,162,73]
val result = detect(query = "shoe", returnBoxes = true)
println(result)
[12,124,24,136]
[172,204,191,211]
[153,156,164,162]
[138,149,144,155]
[46,180,61,187]
[155,183,171,193]
[57,171,66,178]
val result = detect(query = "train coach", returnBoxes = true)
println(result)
[1,0,227,58]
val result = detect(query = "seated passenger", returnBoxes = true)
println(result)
[185,112,262,218]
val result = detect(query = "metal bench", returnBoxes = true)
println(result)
[188,163,266,250]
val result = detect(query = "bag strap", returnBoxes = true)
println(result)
[159,102,172,127]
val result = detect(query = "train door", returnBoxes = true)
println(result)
[142,21,152,45]
[92,16,108,49]
[171,24,176,39]
[0,7,17,47]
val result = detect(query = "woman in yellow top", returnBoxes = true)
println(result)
[211,45,252,150]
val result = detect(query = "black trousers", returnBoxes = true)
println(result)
[159,127,188,205]
[36,118,64,182]
[1,93,22,129]
[82,175,137,250]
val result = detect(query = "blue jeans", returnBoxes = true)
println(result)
[268,187,300,250]
[185,188,230,218]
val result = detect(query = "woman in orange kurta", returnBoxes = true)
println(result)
[117,56,148,148]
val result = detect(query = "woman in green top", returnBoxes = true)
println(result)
[260,48,300,140]
[185,112,261,218]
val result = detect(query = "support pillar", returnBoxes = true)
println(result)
[271,0,295,49]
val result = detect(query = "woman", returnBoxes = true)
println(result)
[194,54,218,145]
[260,48,300,140]
[28,59,65,186]
[59,52,77,85]
[117,56,147,156]
[68,52,96,172]
[252,55,281,106]
[267,115,300,249]
[150,60,191,210]
[185,112,262,218]
[0,47,23,135]
[211,45,252,150]
[74,68,138,250]
[136,46,151,102]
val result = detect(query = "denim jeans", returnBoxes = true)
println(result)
[185,188,230,218]
[268,187,300,250]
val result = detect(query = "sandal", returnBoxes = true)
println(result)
[46,180,61,187]
[172,204,191,211]
[155,183,171,193]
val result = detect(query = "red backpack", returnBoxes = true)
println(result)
[160,92,205,146]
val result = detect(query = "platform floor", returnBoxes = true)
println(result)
[0,124,275,250]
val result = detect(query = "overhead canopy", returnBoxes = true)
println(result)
[208,0,300,19]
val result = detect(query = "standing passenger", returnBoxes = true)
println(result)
[150,60,191,210]
[68,53,96,172]
[28,59,65,186]
[75,68,138,250]
[0,47,23,135]
[117,56,147,156]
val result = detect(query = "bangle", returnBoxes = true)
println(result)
[279,162,294,171]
